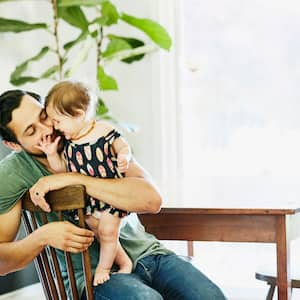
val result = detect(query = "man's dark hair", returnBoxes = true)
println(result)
[0,90,41,143]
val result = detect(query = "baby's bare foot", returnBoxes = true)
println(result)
[93,266,110,286]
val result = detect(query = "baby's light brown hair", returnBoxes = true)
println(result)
[45,81,91,117]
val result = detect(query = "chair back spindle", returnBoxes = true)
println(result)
[21,185,94,300]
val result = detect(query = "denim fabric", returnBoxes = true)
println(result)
[82,254,226,300]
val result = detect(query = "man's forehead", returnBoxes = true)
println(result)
[9,95,44,135]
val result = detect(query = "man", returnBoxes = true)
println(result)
[0,89,226,299]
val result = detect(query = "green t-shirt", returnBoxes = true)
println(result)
[0,150,172,296]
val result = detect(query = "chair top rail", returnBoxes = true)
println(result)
[22,185,86,212]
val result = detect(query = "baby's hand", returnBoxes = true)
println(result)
[36,135,61,156]
[117,154,130,173]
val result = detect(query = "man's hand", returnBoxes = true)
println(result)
[40,221,94,253]
[29,173,76,212]
[29,176,52,212]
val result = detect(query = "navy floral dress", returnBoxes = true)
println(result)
[64,129,129,219]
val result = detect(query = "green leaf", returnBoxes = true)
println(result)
[98,114,117,123]
[10,47,50,86]
[97,66,118,91]
[120,13,172,50]
[102,38,131,58]
[122,37,145,49]
[58,6,89,30]
[103,35,145,63]
[58,0,107,6]
[92,1,119,26]
[102,44,157,65]
[63,30,88,50]
[100,1,119,26]
[121,38,145,63]
[41,65,59,79]
[96,98,109,116]
[90,29,98,38]
[0,18,47,33]
[10,76,40,86]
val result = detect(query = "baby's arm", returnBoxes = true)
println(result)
[97,121,132,173]
[37,135,67,173]
[47,152,67,173]
[113,137,132,173]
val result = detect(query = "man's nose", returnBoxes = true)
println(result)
[38,120,53,134]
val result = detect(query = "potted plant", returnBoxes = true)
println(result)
[0,0,171,124]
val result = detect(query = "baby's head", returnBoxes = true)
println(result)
[45,80,93,139]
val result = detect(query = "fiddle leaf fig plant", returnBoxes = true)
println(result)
[0,0,171,124]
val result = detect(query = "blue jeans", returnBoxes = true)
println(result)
[82,254,226,300]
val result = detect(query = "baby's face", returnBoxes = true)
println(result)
[46,104,82,140]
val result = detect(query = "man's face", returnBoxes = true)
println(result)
[7,94,53,156]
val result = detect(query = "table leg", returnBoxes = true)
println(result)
[276,215,291,300]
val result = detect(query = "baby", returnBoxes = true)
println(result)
[37,81,132,285]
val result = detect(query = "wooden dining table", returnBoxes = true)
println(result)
[139,179,300,300]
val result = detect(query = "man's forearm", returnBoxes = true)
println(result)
[33,160,163,213]
[44,172,162,213]
[80,175,162,213]
[0,220,94,275]
[0,228,44,275]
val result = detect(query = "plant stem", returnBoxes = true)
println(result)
[51,0,62,80]
[96,26,103,74]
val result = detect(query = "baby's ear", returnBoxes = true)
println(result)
[75,109,86,119]
[2,140,22,152]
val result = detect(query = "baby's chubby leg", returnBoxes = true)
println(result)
[85,212,132,285]
[114,242,132,274]
[84,215,100,240]
[93,211,121,286]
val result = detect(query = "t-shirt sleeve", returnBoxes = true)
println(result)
[0,159,28,214]
[0,152,46,214]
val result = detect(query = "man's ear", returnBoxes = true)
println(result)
[2,140,22,152]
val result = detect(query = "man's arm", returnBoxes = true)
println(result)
[30,158,162,213]
[0,200,94,275]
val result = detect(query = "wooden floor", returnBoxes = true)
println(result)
[0,283,43,300]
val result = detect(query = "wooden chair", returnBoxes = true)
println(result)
[21,185,195,300]
[21,185,94,300]
[255,267,300,300]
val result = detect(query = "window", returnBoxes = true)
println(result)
[176,0,300,204]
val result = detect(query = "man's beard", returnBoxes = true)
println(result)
[28,150,48,158]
